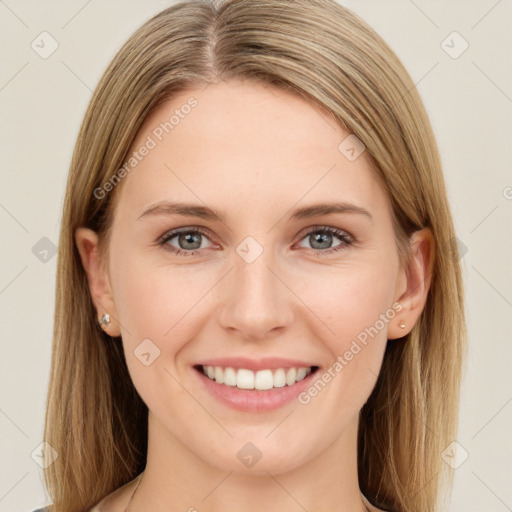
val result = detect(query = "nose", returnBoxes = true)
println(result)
[216,247,295,342]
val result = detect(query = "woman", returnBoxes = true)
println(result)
[35,0,466,511]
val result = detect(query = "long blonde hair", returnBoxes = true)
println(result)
[43,1,466,511]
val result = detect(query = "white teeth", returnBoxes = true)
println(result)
[200,365,314,390]
[223,367,237,386]
[254,369,274,390]
[272,368,286,388]
[285,367,297,386]
[237,369,255,389]
[296,367,307,381]
[214,366,224,384]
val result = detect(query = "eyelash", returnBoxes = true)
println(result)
[159,226,354,257]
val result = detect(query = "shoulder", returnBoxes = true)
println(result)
[30,474,140,512]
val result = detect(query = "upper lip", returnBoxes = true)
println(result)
[194,357,319,372]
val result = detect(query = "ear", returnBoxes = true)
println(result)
[388,227,435,340]
[75,227,121,337]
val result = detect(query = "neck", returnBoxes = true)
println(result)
[130,411,368,512]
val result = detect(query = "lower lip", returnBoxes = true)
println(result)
[193,367,318,413]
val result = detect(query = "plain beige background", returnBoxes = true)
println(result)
[0,1,511,511]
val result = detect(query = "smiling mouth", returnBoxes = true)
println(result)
[194,364,320,391]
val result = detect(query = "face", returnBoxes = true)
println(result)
[89,79,411,475]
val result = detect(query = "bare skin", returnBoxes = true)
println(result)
[77,79,433,512]
[92,472,385,512]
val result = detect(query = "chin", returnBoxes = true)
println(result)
[191,433,315,476]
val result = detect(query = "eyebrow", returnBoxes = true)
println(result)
[137,202,227,222]
[137,201,373,223]
[292,202,372,222]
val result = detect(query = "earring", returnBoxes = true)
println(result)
[399,320,406,329]
[99,313,111,328]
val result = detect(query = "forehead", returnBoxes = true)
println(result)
[113,79,388,222]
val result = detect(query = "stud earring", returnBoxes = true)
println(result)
[99,313,111,328]
[399,320,406,329]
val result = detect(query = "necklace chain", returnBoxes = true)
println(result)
[124,470,370,512]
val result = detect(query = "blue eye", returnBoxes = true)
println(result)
[159,226,353,256]
[160,227,213,256]
[297,227,353,254]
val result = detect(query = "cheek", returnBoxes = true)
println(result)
[108,255,206,409]
[289,259,398,411]
[291,258,398,349]
[110,242,398,387]
[111,246,398,358]
[110,255,204,340]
